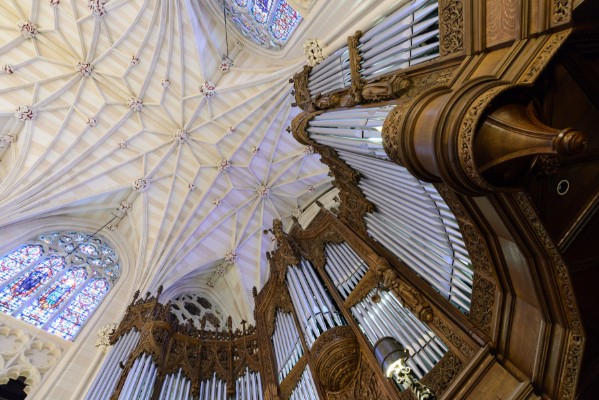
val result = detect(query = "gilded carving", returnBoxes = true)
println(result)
[344,268,380,309]
[439,0,464,56]
[513,192,583,399]
[348,31,364,103]
[293,65,314,112]
[382,269,434,323]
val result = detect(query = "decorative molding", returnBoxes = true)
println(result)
[431,316,475,359]
[382,268,434,323]
[457,85,510,192]
[382,67,458,166]
[279,355,307,399]
[519,30,571,85]
[326,351,391,400]
[311,326,360,392]
[439,0,464,56]
[420,351,464,398]
[468,276,495,338]
[76,62,93,77]
[513,192,583,400]
[343,268,379,309]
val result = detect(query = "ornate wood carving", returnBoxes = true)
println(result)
[382,268,434,323]
[347,31,363,104]
[519,30,571,85]
[513,192,584,400]
[552,0,572,25]
[326,351,391,400]
[420,351,464,398]
[430,316,476,359]
[343,268,379,309]
[109,288,260,399]
[311,326,360,392]
[439,0,464,56]
[293,65,314,112]
[279,355,308,399]
[290,210,343,269]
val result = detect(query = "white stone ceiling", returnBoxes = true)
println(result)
[0,0,335,321]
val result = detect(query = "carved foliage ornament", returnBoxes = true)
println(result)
[514,192,583,399]
[439,0,464,55]
[552,0,571,24]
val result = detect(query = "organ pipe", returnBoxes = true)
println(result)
[286,259,345,347]
[85,328,140,400]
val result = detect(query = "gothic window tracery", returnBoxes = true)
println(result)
[220,0,302,49]
[0,231,120,340]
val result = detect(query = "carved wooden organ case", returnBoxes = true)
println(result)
[281,0,597,398]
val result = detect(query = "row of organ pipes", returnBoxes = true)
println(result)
[82,1,473,398]
[308,0,439,97]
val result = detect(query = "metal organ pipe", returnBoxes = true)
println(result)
[286,259,345,348]
[289,366,319,400]
[272,310,303,382]
[234,368,262,400]
[85,328,141,400]
[327,148,474,313]
[322,243,448,380]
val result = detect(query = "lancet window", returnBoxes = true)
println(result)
[0,231,120,340]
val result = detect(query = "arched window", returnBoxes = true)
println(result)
[0,231,120,340]
[221,0,302,49]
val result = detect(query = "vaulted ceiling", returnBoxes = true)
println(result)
[0,0,404,322]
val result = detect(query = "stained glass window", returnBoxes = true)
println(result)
[0,231,120,340]
[0,244,44,283]
[252,0,274,24]
[221,0,302,49]
[269,1,301,41]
